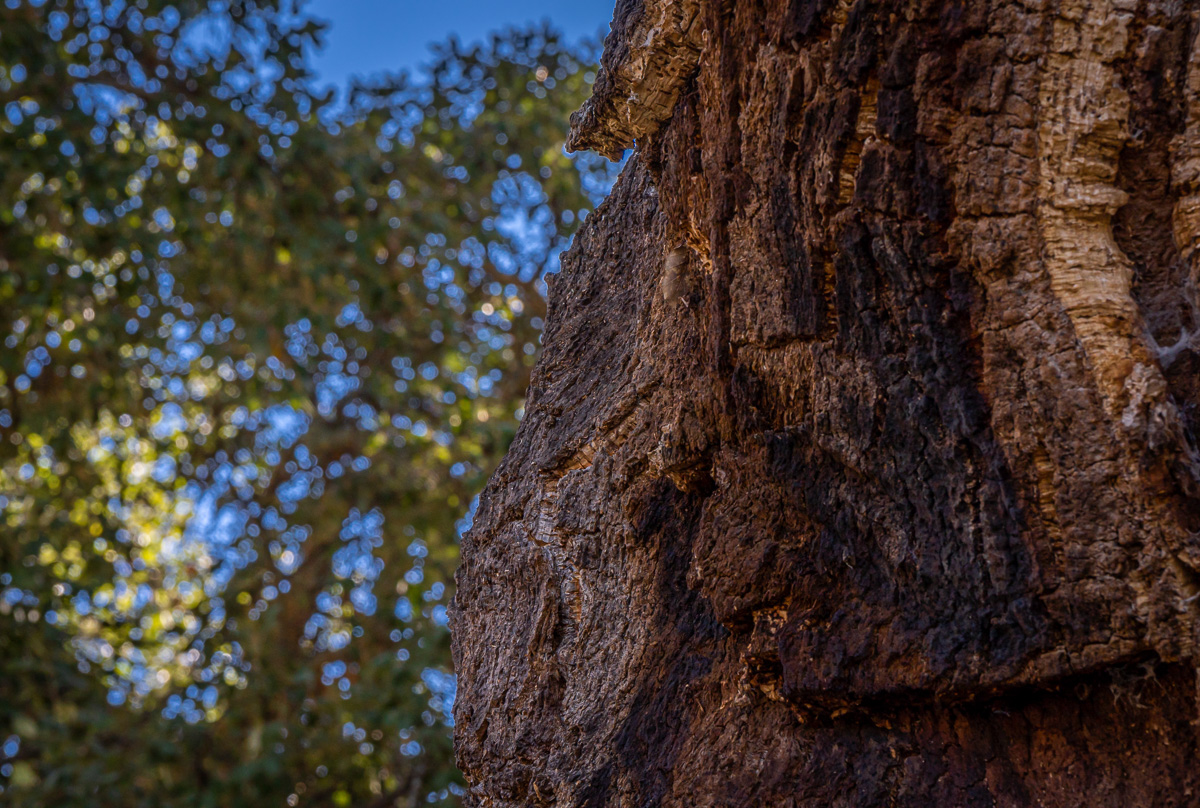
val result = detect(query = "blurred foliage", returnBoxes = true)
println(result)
[0,1,615,805]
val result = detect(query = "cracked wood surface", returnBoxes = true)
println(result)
[453,0,1200,805]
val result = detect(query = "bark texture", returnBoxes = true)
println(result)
[453,0,1200,804]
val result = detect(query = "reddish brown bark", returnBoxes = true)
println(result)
[453,1,1200,805]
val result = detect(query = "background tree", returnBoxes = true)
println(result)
[0,1,614,805]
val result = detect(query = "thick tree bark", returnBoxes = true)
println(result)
[452,0,1200,805]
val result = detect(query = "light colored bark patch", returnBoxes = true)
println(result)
[1035,0,1147,419]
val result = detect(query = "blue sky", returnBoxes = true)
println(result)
[305,0,615,89]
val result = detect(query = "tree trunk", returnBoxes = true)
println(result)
[452,0,1200,805]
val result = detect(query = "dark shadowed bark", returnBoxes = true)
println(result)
[452,0,1200,804]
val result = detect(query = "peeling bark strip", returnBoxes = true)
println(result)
[566,0,704,159]
[453,1,1200,805]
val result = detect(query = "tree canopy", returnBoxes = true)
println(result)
[0,1,613,805]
